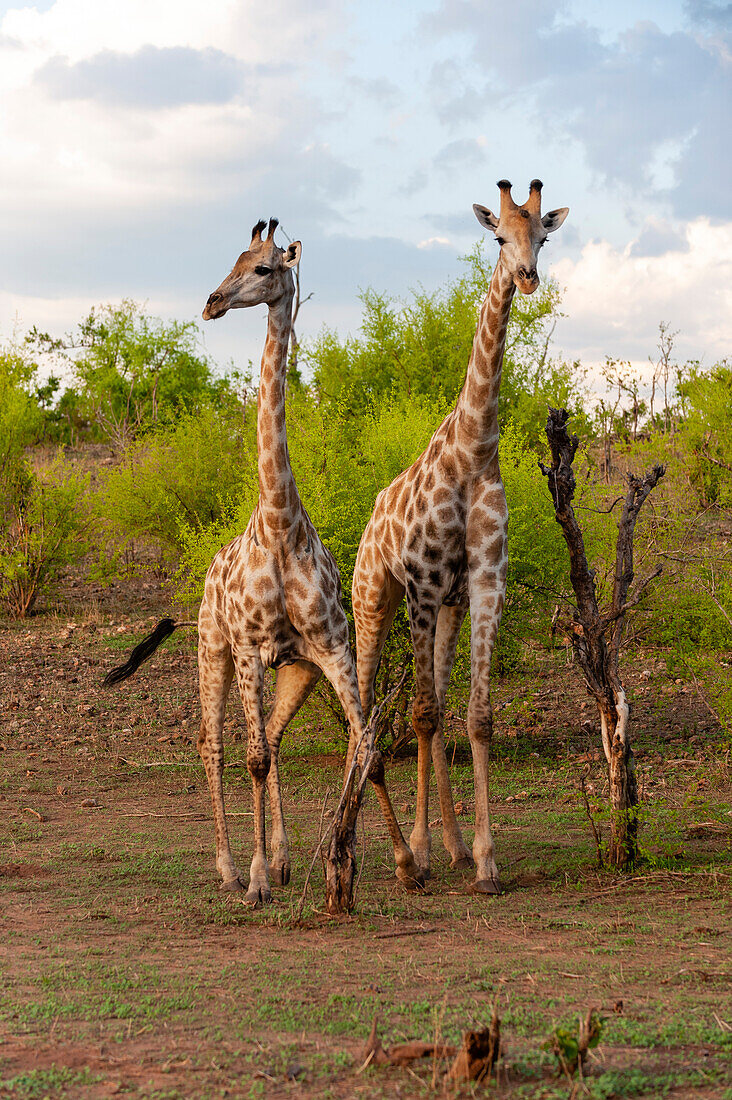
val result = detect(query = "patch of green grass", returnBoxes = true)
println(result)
[0,960,202,1029]
[0,1065,102,1097]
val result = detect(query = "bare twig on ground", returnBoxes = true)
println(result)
[579,768,603,866]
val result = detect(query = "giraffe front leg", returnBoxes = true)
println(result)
[432,603,473,870]
[465,585,503,895]
[407,587,441,880]
[265,660,321,886]
[197,613,241,890]
[236,657,272,908]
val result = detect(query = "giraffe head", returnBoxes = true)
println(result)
[203,218,302,319]
[473,180,568,295]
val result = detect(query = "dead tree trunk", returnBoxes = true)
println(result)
[324,673,408,914]
[540,408,665,868]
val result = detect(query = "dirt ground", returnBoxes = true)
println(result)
[1,578,730,1099]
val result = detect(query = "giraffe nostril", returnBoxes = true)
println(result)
[207,292,222,306]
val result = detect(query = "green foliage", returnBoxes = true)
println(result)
[28,301,246,449]
[95,403,254,574]
[0,451,90,618]
[544,1010,603,1076]
[0,348,44,459]
[304,241,585,446]
[177,389,569,737]
[677,360,732,507]
[653,584,732,653]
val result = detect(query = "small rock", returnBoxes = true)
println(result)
[80,797,98,808]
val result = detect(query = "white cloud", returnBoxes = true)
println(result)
[417,236,451,249]
[1,0,342,63]
[552,217,732,373]
[424,0,731,221]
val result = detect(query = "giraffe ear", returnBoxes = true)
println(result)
[473,204,499,232]
[283,241,301,269]
[542,207,569,233]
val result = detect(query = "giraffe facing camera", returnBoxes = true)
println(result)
[353,181,569,894]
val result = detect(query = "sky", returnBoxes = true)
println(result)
[0,0,729,391]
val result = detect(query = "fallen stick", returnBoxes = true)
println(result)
[118,811,254,819]
[118,757,246,769]
[359,1017,457,1070]
[118,758,201,768]
[373,927,440,940]
[22,807,47,822]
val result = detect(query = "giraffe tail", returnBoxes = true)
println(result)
[103,618,194,686]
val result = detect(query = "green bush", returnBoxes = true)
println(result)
[0,348,44,459]
[303,241,587,447]
[28,301,247,449]
[677,361,732,507]
[0,452,90,618]
[95,403,255,576]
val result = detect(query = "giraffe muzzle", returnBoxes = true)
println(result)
[516,268,539,294]
[202,291,225,320]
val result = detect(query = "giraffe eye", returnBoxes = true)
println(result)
[495,237,505,247]
[254,265,272,276]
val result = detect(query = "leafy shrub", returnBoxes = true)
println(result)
[28,301,247,449]
[0,348,44,458]
[303,241,587,447]
[0,452,90,618]
[95,403,255,576]
[677,360,732,507]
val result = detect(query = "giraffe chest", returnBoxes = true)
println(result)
[204,523,348,668]
[395,477,507,602]
[205,537,301,669]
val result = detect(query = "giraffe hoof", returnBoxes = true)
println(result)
[271,864,290,887]
[469,877,502,896]
[450,855,474,872]
[246,884,271,908]
[396,867,426,892]
[219,876,245,893]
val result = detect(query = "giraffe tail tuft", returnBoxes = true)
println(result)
[103,618,179,686]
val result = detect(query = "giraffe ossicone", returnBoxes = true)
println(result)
[352,180,569,893]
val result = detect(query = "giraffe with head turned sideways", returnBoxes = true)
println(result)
[352,180,569,894]
[195,218,420,906]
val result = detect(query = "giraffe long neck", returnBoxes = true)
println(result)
[256,292,299,530]
[454,254,515,464]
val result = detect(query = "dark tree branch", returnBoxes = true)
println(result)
[539,408,665,868]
